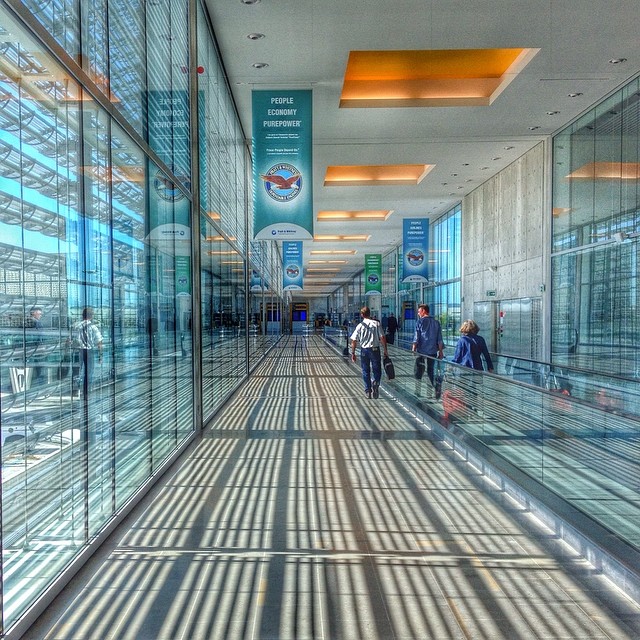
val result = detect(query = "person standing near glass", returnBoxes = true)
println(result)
[28,306,45,386]
[412,303,444,389]
[452,319,493,372]
[73,306,103,397]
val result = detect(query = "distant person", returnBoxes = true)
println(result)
[386,312,398,345]
[452,319,493,371]
[412,303,444,388]
[350,306,388,399]
[73,306,103,397]
[29,306,44,333]
[28,306,46,386]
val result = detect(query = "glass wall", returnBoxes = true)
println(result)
[390,205,462,345]
[552,78,640,376]
[0,0,277,632]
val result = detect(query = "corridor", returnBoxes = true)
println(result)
[24,337,640,640]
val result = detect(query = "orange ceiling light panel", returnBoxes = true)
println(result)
[317,210,393,220]
[325,164,433,187]
[340,48,540,108]
[566,162,640,180]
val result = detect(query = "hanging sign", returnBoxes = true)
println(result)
[252,90,313,240]
[364,254,382,295]
[401,218,429,283]
[283,241,303,290]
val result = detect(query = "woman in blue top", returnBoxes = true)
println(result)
[452,319,493,372]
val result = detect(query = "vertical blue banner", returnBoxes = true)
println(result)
[252,90,313,240]
[402,218,429,283]
[283,241,303,290]
[364,254,382,295]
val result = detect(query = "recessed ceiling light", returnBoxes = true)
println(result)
[504,146,515,150]
[462,163,469,166]
[492,156,501,160]
[546,110,560,115]
[450,173,458,177]
[568,92,583,98]
[481,166,489,170]
[529,126,540,130]
[252,62,269,69]
[247,33,265,40]
[608,58,627,64]
[310,250,356,255]
[241,0,260,4]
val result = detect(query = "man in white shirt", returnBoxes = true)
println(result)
[350,306,388,399]
[73,306,103,397]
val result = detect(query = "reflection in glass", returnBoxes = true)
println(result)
[552,78,640,375]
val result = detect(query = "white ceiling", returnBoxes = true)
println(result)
[204,0,640,296]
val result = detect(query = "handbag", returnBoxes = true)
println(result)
[383,355,395,380]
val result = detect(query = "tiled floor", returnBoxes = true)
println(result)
[24,337,640,639]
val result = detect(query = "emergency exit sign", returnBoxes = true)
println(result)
[486,290,497,297]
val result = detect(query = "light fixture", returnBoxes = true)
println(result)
[314,234,370,242]
[529,126,540,130]
[247,33,265,40]
[339,47,539,108]
[317,210,392,221]
[546,111,560,115]
[608,58,627,64]
[252,62,269,69]
[324,164,433,186]
[504,145,515,150]
[310,250,356,255]
[308,260,348,264]
[568,92,583,98]
[492,156,501,160]
[241,0,260,4]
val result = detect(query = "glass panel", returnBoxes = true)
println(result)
[18,0,80,59]
[110,123,152,503]
[146,0,191,191]
[108,0,146,134]
[78,97,115,536]
[552,78,640,375]
[0,12,86,628]
[81,0,110,96]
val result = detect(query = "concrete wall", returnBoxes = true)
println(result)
[462,141,548,318]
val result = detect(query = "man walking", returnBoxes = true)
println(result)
[350,306,388,399]
[412,303,444,391]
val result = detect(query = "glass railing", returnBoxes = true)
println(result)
[323,326,640,568]
[373,328,640,420]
